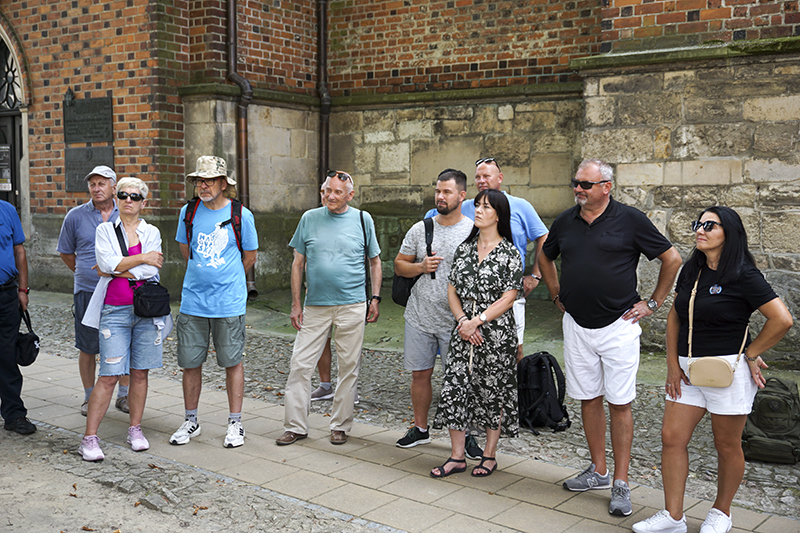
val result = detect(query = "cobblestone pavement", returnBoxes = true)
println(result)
[29,297,800,526]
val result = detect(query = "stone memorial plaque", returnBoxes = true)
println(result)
[64,96,113,143]
[65,147,114,192]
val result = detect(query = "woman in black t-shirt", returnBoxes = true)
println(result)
[633,207,792,533]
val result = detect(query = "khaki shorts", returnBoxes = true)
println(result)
[176,313,245,369]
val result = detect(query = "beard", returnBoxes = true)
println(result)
[574,195,587,206]
[436,202,456,215]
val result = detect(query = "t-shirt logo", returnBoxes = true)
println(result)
[195,222,228,268]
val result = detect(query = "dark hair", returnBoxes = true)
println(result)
[437,168,467,192]
[465,189,513,243]
[683,206,755,285]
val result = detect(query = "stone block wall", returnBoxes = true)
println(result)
[579,52,800,358]
[602,0,800,52]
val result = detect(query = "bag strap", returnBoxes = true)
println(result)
[423,217,435,280]
[360,210,371,306]
[21,309,34,334]
[688,268,747,370]
[184,197,202,260]
[113,223,129,257]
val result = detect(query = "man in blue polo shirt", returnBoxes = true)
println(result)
[0,199,35,435]
[539,159,682,517]
[57,166,128,416]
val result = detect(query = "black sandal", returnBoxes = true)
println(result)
[471,456,497,477]
[430,457,467,478]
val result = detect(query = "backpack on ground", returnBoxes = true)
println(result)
[184,197,243,260]
[741,377,800,464]
[518,351,571,435]
[391,217,434,306]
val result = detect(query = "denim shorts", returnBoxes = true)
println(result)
[176,313,245,369]
[97,304,164,376]
[74,291,100,355]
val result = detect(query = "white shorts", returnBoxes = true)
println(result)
[513,298,525,346]
[668,354,758,416]
[562,312,641,405]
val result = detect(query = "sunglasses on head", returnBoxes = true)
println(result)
[189,177,221,187]
[475,157,500,171]
[691,220,723,232]
[117,191,144,202]
[326,170,353,182]
[570,178,610,190]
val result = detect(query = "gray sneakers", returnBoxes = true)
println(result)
[609,479,632,516]
[562,463,612,491]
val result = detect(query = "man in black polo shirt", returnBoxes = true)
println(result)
[539,159,681,517]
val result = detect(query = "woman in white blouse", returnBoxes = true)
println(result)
[78,177,169,461]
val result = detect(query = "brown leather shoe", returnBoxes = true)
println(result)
[276,431,307,446]
[330,430,348,445]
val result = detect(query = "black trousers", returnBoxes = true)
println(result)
[0,287,25,422]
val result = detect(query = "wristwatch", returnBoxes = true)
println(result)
[371,295,382,303]
[646,299,658,312]
[18,287,29,294]
[479,312,488,324]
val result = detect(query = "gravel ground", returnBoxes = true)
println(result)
[28,295,800,522]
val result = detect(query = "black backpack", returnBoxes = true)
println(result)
[391,217,434,306]
[184,197,244,260]
[741,377,800,464]
[518,351,571,435]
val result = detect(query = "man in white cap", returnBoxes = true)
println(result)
[170,156,258,449]
[57,165,130,416]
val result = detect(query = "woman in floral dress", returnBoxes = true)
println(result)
[431,189,523,478]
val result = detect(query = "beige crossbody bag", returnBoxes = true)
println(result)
[687,270,748,388]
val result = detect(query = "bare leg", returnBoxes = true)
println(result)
[182,366,203,411]
[473,418,501,475]
[411,368,434,428]
[709,413,749,517]
[128,369,148,427]
[317,338,332,383]
[79,350,96,389]
[430,429,467,476]
[226,362,244,414]
[84,375,119,436]
[608,401,633,482]
[581,396,609,475]
[661,401,706,520]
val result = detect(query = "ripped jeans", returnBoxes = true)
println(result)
[98,304,164,376]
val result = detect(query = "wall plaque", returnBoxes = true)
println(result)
[64,94,113,143]
[65,147,114,192]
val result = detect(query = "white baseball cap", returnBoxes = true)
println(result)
[84,165,117,184]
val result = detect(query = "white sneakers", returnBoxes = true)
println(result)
[224,420,245,448]
[169,420,202,445]
[127,425,150,452]
[700,508,732,533]
[633,510,687,533]
[79,435,105,462]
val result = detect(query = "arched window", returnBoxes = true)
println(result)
[0,41,21,110]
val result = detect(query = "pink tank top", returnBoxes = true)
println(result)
[104,242,145,306]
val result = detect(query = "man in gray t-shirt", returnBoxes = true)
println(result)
[394,169,473,449]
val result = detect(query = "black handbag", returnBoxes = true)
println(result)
[114,223,171,318]
[16,309,39,367]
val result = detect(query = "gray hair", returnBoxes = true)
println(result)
[116,177,149,199]
[578,159,614,182]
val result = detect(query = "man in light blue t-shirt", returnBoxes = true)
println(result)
[170,156,258,450]
[426,157,549,362]
[277,170,382,447]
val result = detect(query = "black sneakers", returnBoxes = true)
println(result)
[4,416,36,435]
[396,425,432,448]
[465,434,483,460]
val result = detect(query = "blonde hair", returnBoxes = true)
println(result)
[116,177,149,198]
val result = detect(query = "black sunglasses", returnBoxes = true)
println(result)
[117,191,144,202]
[475,157,501,171]
[691,220,723,232]
[326,170,353,182]
[571,178,610,190]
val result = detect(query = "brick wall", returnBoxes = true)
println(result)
[327,0,603,96]
[601,0,800,52]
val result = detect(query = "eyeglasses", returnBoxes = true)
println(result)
[475,157,501,171]
[691,220,723,232]
[190,177,221,187]
[117,191,144,202]
[571,179,610,190]
[326,170,352,182]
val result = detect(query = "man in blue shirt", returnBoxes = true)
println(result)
[277,170,382,446]
[0,199,35,435]
[170,156,259,449]
[426,157,549,362]
[57,166,128,416]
